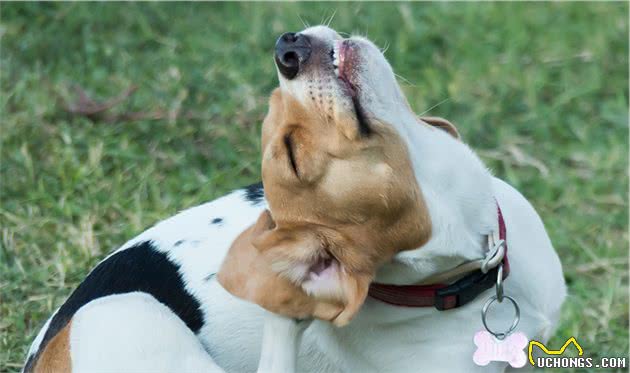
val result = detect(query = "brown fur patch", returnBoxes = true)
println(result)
[219,86,432,325]
[33,320,72,373]
[260,87,431,256]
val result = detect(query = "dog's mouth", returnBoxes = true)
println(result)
[331,40,357,97]
[330,40,371,136]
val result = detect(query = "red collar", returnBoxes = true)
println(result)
[369,204,510,310]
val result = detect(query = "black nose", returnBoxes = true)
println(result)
[274,32,311,80]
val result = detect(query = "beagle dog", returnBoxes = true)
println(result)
[24,26,566,373]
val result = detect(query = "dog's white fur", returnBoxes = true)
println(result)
[25,26,566,373]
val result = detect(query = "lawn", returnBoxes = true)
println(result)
[1,3,628,372]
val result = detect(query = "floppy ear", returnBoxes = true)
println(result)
[217,210,343,321]
[329,273,371,327]
[253,223,324,284]
[420,116,460,140]
[251,209,276,235]
[253,223,371,327]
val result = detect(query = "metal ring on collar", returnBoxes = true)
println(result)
[481,295,520,340]
[496,264,504,302]
[481,240,506,273]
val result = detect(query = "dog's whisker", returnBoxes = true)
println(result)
[325,9,337,27]
[380,41,390,55]
[394,73,416,87]
[298,14,310,28]
[320,14,327,26]
[418,98,451,116]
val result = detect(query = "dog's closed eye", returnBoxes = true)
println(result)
[283,132,299,176]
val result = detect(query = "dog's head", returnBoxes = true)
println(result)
[220,26,460,325]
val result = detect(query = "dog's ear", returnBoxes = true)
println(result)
[420,116,460,140]
[252,211,319,255]
[252,222,371,326]
[331,273,371,327]
[251,209,277,236]
[217,211,344,321]
[253,222,324,283]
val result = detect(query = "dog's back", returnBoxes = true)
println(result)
[23,184,267,373]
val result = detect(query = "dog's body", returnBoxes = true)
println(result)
[25,26,566,373]
[25,163,565,373]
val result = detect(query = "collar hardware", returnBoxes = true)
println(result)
[435,264,504,310]
[481,239,505,274]
[369,203,509,311]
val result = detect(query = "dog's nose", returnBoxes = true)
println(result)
[274,32,311,80]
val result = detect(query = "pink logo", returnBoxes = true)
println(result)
[473,330,528,368]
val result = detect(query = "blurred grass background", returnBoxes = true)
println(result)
[0,3,627,372]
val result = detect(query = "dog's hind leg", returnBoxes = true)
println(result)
[70,292,223,373]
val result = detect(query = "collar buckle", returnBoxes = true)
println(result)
[435,265,500,310]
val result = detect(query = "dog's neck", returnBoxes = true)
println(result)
[375,110,497,285]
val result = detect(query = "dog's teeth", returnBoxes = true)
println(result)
[334,67,339,76]
[332,44,340,65]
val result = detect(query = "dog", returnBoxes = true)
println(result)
[24,25,566,373]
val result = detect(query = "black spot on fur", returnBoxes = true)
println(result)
[244,181,264,205]
[174,239,185,246]
[211,217,223,225]
[23,242,203,372]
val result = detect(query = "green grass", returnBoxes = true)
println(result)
[1,3,627,372]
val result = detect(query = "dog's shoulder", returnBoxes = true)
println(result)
[24,183,267,373]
